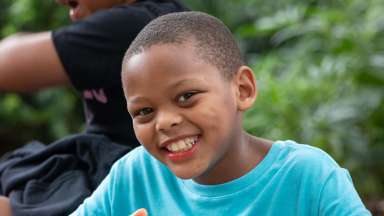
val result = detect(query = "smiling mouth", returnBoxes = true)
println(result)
[165,136,199,153]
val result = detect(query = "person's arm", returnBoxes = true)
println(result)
[0,32,70,92]
[0,196,12,216]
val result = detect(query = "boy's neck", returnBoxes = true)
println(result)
[193,132,273,185]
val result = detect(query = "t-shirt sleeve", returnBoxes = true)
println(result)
[52,6,152,90]
[318,168,372,216]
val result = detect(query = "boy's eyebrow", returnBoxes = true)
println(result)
[170,78,201,88]
[127,96,147,105]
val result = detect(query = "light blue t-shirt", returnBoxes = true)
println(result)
[70,140,371,216]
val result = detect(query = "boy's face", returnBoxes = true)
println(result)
[123,43,249,183]
[57,0,133,21]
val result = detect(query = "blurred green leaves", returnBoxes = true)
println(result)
[0,89,83,153]
[1,0,69,35]
[186,0,384,199]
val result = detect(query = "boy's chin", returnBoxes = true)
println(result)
[169,167,201,180]
[173,171,197,180]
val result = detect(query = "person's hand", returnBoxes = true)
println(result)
[130,208,148,216]
[0,196,12,216]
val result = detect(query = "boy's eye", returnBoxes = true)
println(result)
[178,91,197,103]
[136,107,153,116]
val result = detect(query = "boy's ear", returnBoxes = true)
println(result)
[233,66,257,111]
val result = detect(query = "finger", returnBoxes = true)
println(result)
[130,208,148,216]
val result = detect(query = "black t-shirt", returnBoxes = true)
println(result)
[52,0,188,147]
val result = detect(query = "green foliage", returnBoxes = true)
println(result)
[184,0,384,199]
[0,88,84,152]
[0,0,382,201]
[0,0,69,35]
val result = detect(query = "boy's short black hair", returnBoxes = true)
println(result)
[123,11,244,79]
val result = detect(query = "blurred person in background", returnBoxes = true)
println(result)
[0,0,188,215]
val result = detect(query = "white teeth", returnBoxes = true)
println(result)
[166,136,197,153]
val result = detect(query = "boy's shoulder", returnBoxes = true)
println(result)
[273,140,341,176]
[267,140,348,198]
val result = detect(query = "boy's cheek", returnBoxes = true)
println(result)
[195,100,235,129]
[133,125,152,145]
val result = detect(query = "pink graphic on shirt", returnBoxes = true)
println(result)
[83,90,93,99]
[83,88,108,104]
[93,89,108,104]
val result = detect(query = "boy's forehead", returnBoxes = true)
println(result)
[124,42,200,75]
[122,42,223,91]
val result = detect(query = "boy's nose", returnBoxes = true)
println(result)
[155,110,183,132]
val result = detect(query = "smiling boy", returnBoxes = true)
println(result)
[71,11,371,215]
[123,39,271,184]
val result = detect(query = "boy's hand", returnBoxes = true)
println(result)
[130,208,148,216]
